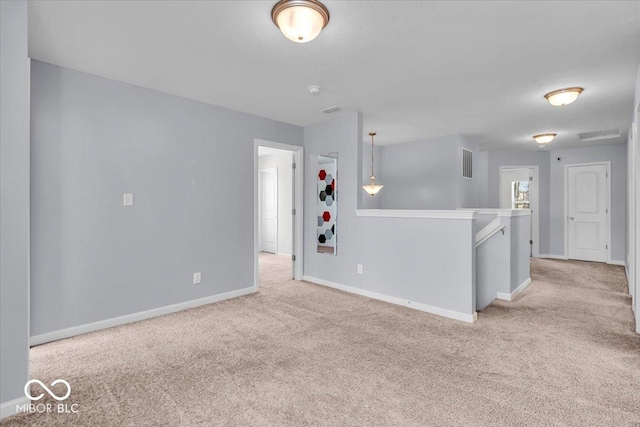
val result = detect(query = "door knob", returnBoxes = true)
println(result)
[569,217,574,220]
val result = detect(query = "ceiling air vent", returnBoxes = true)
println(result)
[462,148,473,179]
[577,129,621,142]
[322,106,341,114]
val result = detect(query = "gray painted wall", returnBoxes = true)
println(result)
[549,144,627,261]
[476,213,531,311]
[485,145,626,260]
[477,151,489,208]
[304,113,365,288]
[373,134,481,210]
[0,0,30,406]
[476,232,508,310]
[30,61,302,336]
[486,150,552,254]
[258,152,294,256]
[305,113,476,317]
[510,215,531,292]
[631,64,640,333]
[360,215,476,315]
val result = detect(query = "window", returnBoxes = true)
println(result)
[511,181,530,209]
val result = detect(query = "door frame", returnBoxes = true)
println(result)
[499,165,540,257]
[563,161,611,263]
[258,167,278,254]
[254,139,304,288]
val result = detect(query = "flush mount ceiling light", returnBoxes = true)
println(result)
[544,87,583,106]
[271,0,330,43]
[363,132,383,196]
[533,133,557,144]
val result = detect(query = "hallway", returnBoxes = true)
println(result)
[5,257,639,426]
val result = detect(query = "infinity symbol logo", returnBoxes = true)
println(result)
[24,379,71,401]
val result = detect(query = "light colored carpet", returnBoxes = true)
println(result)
[3,256,639,426]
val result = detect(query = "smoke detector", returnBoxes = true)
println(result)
[308,85,321,95]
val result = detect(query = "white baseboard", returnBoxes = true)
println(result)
[536,254,568,260]
[302,275,477,323]
[537,255,626,267]
[30,287,255,346]
[1,396,30,420]
[497,277,532,301]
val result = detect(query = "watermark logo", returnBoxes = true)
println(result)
[18,379,79,414]
[24,379,71,401]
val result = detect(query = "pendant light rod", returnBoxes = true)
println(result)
[363,132,383,196]
[369,132,376,179]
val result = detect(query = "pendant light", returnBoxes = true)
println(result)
[271,0,330,43]
[363,132,383,196]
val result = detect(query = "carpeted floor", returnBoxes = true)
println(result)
[3,255,639,426]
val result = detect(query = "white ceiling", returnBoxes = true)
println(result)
[28,1,640,149]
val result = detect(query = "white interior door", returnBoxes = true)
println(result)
[259,168,278,254]
[500,167,535,256]
[567,164,607,262]
[500,169,530,209]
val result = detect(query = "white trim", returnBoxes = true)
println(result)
[302,275,477,323]
[1,397,30,420]
[254,139,304,285]
[458,208,531,217]
[355,209,477,220]
[30,287,255,346]
[564,161,611,263]
[499,166,540,257]
[607,260,626,267]
[496,277,532,301]
[536,254,569,260]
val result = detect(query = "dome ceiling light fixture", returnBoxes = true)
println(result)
[533,133,557,144]
[362,132,383,196]
[544,87,584,106]
[271,0,330,43]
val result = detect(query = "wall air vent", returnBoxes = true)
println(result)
[577,129,621,142]
[322,106,341,114]
[462,148,473,179]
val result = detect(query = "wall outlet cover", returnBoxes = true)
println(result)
[357,264,363,274]
[193,272,201,284]
[123,193,134,206]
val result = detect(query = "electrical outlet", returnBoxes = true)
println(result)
[193,272,201,284]
[123,193,134,206]
[357,264,363,274]
[287,240,291,247]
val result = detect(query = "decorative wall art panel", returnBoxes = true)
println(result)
[317,155,337,255]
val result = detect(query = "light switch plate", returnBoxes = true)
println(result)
[123,193,134,206]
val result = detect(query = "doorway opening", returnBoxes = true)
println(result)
[564,161,611,263]
[254,140,303,289]
[500,166,540,257]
